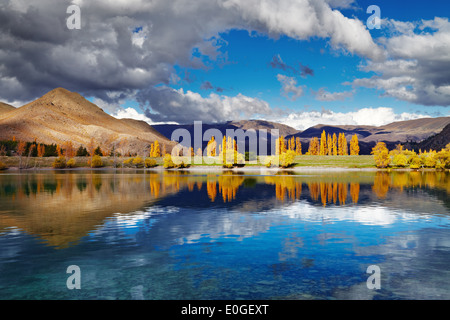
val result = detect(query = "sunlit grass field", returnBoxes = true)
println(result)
[1,155,376,169]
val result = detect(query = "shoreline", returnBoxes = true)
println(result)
[1,165,445,173]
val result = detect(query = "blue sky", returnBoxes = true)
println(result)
[1,0,449,130]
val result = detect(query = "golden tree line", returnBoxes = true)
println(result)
[371,142,450,169]
[277,131,359,156]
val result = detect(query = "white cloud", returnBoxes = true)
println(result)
[277,74,304,101]
[0,0,384,104]
[349,17,450,106]
[137,86,273,124]
[112,107,152,122]
[313,88,354,101]
[274,107,429,130]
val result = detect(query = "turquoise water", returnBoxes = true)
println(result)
[0,170,449,300]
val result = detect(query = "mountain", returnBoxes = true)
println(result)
[414,124,450,151]
[152,119,300,154]
[0,102,15,115]
[152,117,450,155]
[0,88,175,153]
[290,117,450,143]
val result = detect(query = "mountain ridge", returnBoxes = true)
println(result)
[0,88,175,153]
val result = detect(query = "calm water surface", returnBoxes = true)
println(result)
[0,169,449,300]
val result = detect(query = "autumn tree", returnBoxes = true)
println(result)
[16,141,26,169]
[37,144,45,158]
[372,142,391,168]
[338,133,348,155]
[308,137,320,155]
[327,134,332,156]
[152,140,160,157]
[320,130,327,156]
[295,137,302,155]
[63,141,75,159]
[206,136,217,156]
[349,134,360,156]
[275,136,287,155]
[56,144,63,157]
[87,138,96,158]
[332,133,338,155]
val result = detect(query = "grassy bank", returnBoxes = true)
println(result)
[293,155,375,168]
[1,155,375,170]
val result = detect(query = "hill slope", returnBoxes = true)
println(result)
[0,102,15,116]
[0,88,175,153]
[289,117,450,143]
[416,124,450,151]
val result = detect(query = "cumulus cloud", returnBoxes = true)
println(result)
[275,107,428,130]
[277,74,304,101]
[0,0,383,106]
[137,86,273,124]
[348,17,450,106]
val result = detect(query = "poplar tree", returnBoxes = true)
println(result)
[295,137,302,155]
[350,134,360,156]
[332,133,338,155]
[320,130,327,156]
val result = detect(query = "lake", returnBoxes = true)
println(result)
[0,169,449,300]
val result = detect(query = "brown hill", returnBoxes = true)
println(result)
[0,88,175,153]
[370,117,450,142]
[293,117,450,143]
[0,102,15,115]
[227,120,300,137]
[416,124,450,151]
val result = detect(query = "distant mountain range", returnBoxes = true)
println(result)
[153,117,450,155]
[0,88,448,155]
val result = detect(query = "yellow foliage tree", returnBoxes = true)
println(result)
[295,137,302,155]
[349,134,360,155]
[206,136,217,156]
[308,137,320,155]
[372,142,391,168]
[338,133,348,155]
[332,133,338,155]
[320,130,327,156]
[327,134,332,156]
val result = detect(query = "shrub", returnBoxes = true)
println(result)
[421,151,437,168]
[66,158,76,168]
[145,158,158,168]
[91,155,103,168]
[163,154,190,169]
[393,153,408,167]
[52,156,67,169]
[123,158,133,167]
[279,150,296,168]
[409,155,422,170]
[132,156,144,168]
[163,154,175,169]
[264,156,277,168]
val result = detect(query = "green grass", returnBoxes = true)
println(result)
[292,155,375,168]
[0,155,376,169]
